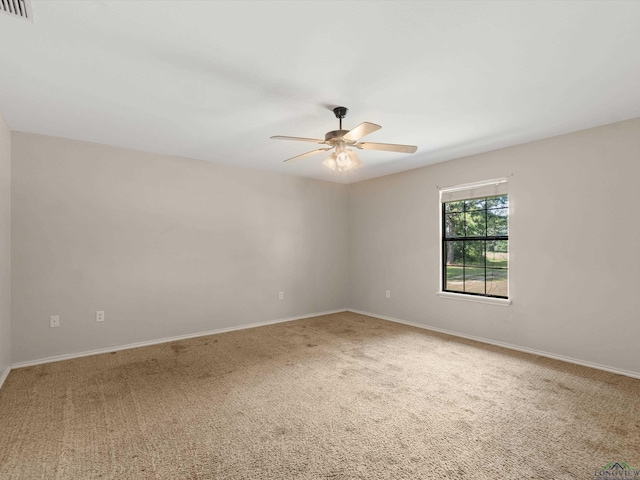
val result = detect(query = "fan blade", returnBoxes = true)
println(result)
[343,122,382,142]
[356,142,417,154]
[283,148,332,163]
[271,135,326,144]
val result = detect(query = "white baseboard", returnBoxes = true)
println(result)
[12,308,348,369]
[348,309,640,380]
[14,307,637,381]
[0,366,10,389]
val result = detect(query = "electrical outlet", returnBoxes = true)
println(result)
[386,290,391,299]
[96,311,105,322]
[49,315,60,328]
[279,291,284,300]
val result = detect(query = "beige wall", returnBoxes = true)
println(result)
[349,118,640,376]
[7,118,640,375]
[11,133,348,364]
[0,114,10,382]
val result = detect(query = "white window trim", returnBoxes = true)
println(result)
[437,291,511,306]
[439,177,508,202]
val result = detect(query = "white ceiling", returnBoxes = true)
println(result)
[1,1,640,184]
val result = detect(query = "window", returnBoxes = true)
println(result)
[440,179,509,299]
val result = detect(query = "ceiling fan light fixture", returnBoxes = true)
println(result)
[323,150,361,172]
[323,153,338,171]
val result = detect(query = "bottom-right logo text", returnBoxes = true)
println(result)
[594,462,639,478]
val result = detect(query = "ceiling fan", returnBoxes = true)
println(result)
[271,107,417,172]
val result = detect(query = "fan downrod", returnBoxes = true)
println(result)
[333,106,348,130]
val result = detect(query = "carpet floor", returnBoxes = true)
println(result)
[1,311,639,479]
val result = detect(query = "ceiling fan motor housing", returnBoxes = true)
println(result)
[325,130,351,143]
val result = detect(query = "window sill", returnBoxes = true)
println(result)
[437,291,511,306]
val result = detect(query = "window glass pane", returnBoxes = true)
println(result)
[486,195,508,209]
[486,241,508,268]
[463,241,486,294]
[444,240,464,292]
[487,208,508,236]
[464,266,486,295]
[445,265,464,293]
[445,213,464,238]
[486,240,508,297]
[445,201,465,213]
[465,210,486,237]
[444,240,464,266]
[486,268,508,297]
[464,240,485,267]
[465,198,486,211]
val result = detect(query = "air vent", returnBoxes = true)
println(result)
[1,0,34,22]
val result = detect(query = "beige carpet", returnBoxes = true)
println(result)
[1,312,639,479]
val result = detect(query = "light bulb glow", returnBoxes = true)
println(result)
[336,151,350,167]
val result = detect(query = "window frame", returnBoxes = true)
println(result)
[438,178,511,305]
